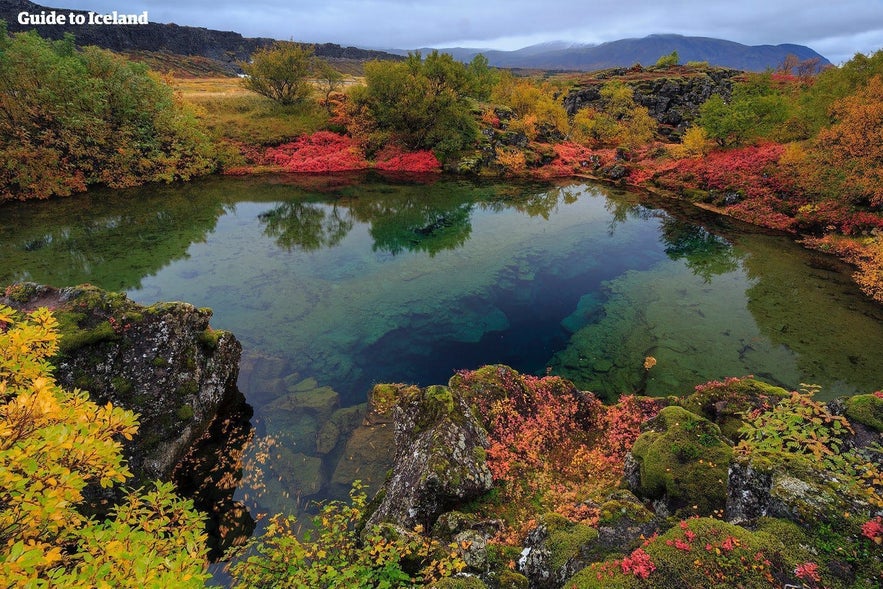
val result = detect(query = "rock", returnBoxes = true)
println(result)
[275,448,323,496]
[726,454,878,528]
[365,383,494,531]
[628,406,732,517]
[1,283,242,484]
[329,397,395,496]
[518,513,599,589]
[563,67,742,136]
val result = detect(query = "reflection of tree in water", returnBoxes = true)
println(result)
[369,203,473,256]
[660,218,741,281]
[258,182,597,257]
[259,202,354,251]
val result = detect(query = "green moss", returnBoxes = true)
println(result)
[56,314,118,355]
[151,356,169,368]
[679,378,788,440]
[547,520,599,572]
[471,446,487,462]
[598,491,654,525]
[3,282,39,303]
[844,394,883,432]
[630,406,732,515]
[177,380,199,397]
[111,377,132,395]
[495,570,528,589]
[429,577,487,588]
[176,404,194,421]
[197,328,222,350]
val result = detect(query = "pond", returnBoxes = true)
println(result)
[2,173,883,537]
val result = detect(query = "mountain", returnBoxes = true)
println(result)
[0,0,400,71]
[422,34,830,72]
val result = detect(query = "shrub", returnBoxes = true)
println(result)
[0,28,217,201]
[240,42,315,105]
[228,482,465,587]
[0,305,209,586]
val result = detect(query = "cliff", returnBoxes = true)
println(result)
[0,0,401,72]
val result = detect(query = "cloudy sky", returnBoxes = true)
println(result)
[59,0,883,65]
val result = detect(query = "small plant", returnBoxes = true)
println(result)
[228,482,466,588]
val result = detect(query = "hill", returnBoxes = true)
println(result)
[415,34,830,72]
[0,0,401,73]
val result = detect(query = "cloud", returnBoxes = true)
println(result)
[59,0,883,63]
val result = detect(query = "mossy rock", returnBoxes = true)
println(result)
[598,490,655,525]
[495,570,529,589]
[273,448,323,496]
[546,520,600,573]
[429,577,487,589]
[567,517,791,589]
[844,393,883,432]
[630,406,732,516]
[679,378,789,440]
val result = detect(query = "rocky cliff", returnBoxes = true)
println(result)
[1,282,243,483]
[563,65,743,137]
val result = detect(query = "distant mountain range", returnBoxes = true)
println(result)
[1,0,829,73]
[402,34,831,72]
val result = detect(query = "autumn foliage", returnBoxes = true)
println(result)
[266,131,369,173]
[456,366,661,524]
[0,305,209,586]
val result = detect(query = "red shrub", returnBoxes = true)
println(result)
[266,131,369,173]
[374,148,441,173]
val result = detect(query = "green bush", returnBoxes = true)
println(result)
[0,24,218,201]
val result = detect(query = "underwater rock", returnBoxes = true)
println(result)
[365,383,494,531]
[330,395,395,497]
[1,282,242,484]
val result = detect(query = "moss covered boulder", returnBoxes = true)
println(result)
[519,513,600,589]
[1,283,242,483]
[628,406,732,516]
[365,382,493,531]
[678,377,789,440]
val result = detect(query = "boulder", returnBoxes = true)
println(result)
[627,406,732,517]
[1,283,242,483]
[365,383,494,531]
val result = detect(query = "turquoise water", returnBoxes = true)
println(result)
[2,173,883,524]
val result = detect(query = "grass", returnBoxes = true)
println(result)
[173,76,362,145]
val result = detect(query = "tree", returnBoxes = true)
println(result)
[314,59,344,113]
[241,42,315,105]
[698,74,790,146]
[655,50,680,67]
[0,28,217,201]
[0,304,209,586]
[348,51,478,161]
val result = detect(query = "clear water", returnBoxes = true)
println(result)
[2,173,883,523]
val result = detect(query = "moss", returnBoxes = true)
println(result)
[679,378,789,440]
[471,446,487,462]
[197,328,222,350]
[598,492,654,525]
[111,377,132,395]
[546,520,599,572]
[151,356,169,368]
[177,380,199,397]
[56,314,118,355]
[630,406,732,516]
[176,404,194,421]
[495,570,528,589]
[3,282,39,303]
[569,517,792,589]
[429,577,487,588]
[844,394,883,432]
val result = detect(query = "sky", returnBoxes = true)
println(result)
[57,0,883,65]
